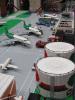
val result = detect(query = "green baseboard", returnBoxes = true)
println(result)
[34,88,73,100]
[16,11,31,18]
[0,11,31,35]
[0,19,21,35]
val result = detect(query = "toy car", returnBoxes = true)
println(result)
[36,18,51,27]
[36,40,48,48]
[48,34,60,42]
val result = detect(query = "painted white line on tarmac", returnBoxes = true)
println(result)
[18,70,32,95]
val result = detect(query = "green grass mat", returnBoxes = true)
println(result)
[17,11,31,18]
[67,96,73,100]
[34,88,73,100]
[0,19,21,35]
[0,11,31,35]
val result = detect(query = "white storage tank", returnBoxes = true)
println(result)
[36,57,75,99]
[45,42,74,59]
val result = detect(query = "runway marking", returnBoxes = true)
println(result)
[25,73,35,92]
[23,73,36,99]
[0,47,10,58]
[18,70,32,95]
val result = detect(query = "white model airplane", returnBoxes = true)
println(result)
[14,96,23,100]
[13,34,31,45]
[0,19,6,26]
[41,13,59,20]
[44,14,57,17]
[24,21,43,36]
[0,21,6,26]
[5,28,31,46]
[0,58,18,70]
[28,26,43,36]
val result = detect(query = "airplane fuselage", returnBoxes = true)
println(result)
[1,58,11,70]
[29,27,42,36]
[13,35,31,45]
[0,58,18,70]
[44,14,57,18]
[41,14,59,20]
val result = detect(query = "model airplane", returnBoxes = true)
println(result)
[42,13,59,20]
[0,19,6,26]
[5,28,31,46]
[23,21,43,36]
[14,96,23,100]
[0,21,6,26]
[0,58,18,70]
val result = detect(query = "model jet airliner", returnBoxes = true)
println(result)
[14,96,23,100]
[4,28,31,46]
[0,21,6,26]
[23,21,43,36]
[0,58,18,70]
[42,13,59,20]
[0,19,6,26]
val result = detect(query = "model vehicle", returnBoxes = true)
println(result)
[40,13,59,21]
[36,40,48,48]
[62,12,71,18]
[0,19,6,26]
[5,28,31,46]
[14,96,23,100]
[36,18,51,27]
[0,58,18,70]
[43,13,58,18]
[48,34,60,42]
[23,21,43,36]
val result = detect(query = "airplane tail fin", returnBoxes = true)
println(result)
[23,21,26,26]
[5,27,14,39]
[23,21,31,30]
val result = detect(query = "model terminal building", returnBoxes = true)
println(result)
[0,0,75,100]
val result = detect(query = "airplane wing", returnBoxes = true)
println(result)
[6,64,18,69]
[0,19,6,26]
[0,64,7,70]
[0,39,15,46]
[0,21,6,26]
[0,63,18,70]
[14,96,23,100]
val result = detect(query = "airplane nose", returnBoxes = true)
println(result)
[38,32,42,35]
[25,41,31,45]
